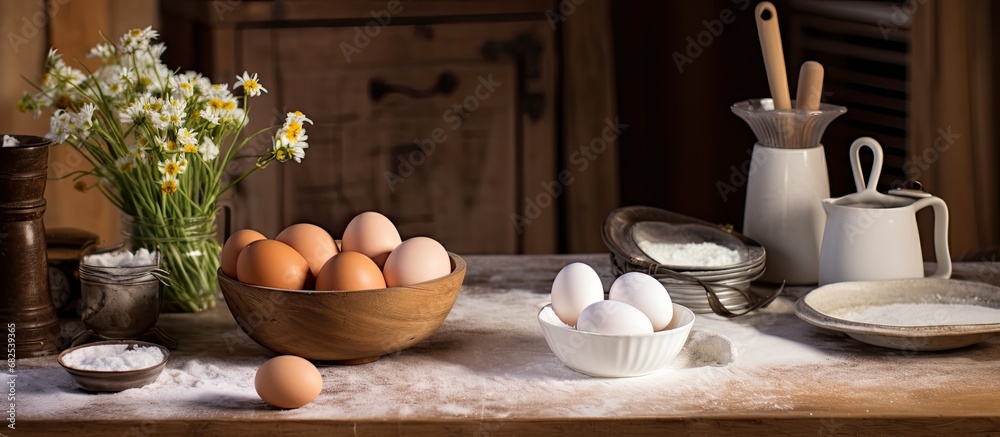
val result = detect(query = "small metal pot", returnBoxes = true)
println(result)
[80,278,163,339]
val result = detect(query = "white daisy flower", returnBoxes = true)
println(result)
[199,106,221,125]
[233,71,267,97]
[120,100,144,124]
[157,155,186,177]
[176,128,198,147]
[159,176,179,195]
[45,110,71,143]
[119,26,158,54]
[87,42,115,60]
[150,111,171,131]
[286,111,313,125]
[199,137,220,161]
[115,156,134,171]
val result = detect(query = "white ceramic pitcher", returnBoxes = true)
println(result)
[818,137,951,285]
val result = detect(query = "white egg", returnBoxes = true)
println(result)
[609,272,673,331]
[550,262,605,327]
[576,300,654,335]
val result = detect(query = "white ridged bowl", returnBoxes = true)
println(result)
[537,303,695,377]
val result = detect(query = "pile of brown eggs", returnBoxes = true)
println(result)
[220,211,451,291]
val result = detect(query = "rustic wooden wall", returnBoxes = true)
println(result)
[0,0,158,246]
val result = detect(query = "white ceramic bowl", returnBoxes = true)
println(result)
[537,303,695,377]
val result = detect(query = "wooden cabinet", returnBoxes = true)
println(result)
[162,0,617,253]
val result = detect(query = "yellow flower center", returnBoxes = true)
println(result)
[284,121,302,141]
[163,162,180,176]
[209,98,224,109]
[165,140,177,151]
[275,149,286,161]
[242,80,259,93]
[294,111,303,117]
[184,144,198,153]
[161,179,178,195]
[223,101,236,111]
[130,29,142,37]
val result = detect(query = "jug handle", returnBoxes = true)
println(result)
[849,137,883,193]
[912,196,952,279]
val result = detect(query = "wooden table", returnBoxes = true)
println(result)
[8,255,1000,436]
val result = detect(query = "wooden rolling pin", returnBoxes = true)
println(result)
[796,61,824,110]
[755,1,791,110]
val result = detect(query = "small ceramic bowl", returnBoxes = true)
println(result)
[57,340,169,392]
[537,303,695,377]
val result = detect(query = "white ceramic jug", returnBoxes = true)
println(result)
[743,145,829,284]
[818,137,951,285]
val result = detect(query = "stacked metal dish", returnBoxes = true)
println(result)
[603,206,779,316]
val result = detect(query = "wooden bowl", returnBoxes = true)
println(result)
[218,253,466,364]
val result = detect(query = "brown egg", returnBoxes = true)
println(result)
[254,355,322,409]
[276,223,339,278]
[341,211,401,269]
[383,237,451,287]
[221,229,267,279]
[315,251,386,291]
[237,240,310,290]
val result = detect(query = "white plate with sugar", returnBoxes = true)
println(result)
[795,279,1000,351]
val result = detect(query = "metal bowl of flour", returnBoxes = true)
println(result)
[603,206,778,317]
[57,340,169,392]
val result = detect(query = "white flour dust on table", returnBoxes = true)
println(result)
[838,303,1000,326]
[12,279,1000,422]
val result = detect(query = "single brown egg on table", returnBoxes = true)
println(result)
[276,223,339,278]
[220,229,266,279]
[237,240,310,290]
[341,211,401,269]
[383,236,451,287]
[315,251,386,291]
[255,355,322,409]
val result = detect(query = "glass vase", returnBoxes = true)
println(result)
[121,213,221,312]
